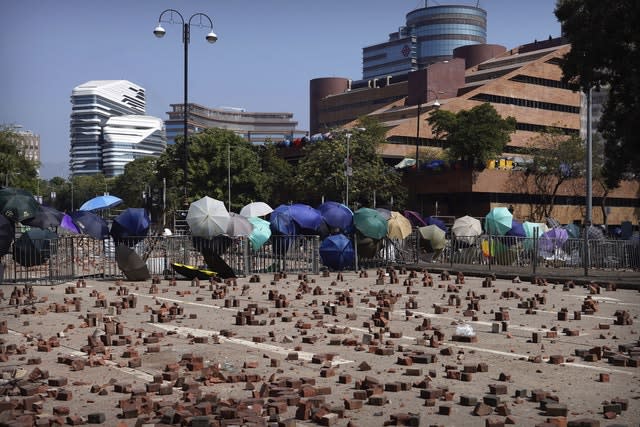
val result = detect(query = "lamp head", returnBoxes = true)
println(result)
[433,99,441,107]
[205,31,218,43]
[153,25,166,38]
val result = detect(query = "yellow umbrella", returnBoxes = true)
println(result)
[387,211,413,239]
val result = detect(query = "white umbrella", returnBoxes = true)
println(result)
[226,212,254,237]
[452,215,482,245]
[239,201,273,218]
[186,196,230,238]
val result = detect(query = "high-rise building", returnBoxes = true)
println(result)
[165,103,304,146]
[69,80,165,177]
[363,3,487,80]
[8,126,40,164]
[101,116,166,177]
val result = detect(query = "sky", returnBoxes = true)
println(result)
[1,0,561,179]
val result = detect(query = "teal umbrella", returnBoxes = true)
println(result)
[247,216,271,251]
[564,223,581,239]
[353,208,388,240]
[522,221,546,250]
[484,207,513,235]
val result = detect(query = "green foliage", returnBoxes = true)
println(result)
[0,126,39,192]
[427,103,516,169]
[156,128,270,213]
[294,117,405,209]
[257,143,295,206]
[113,157,159,207]
[555,0,640,186]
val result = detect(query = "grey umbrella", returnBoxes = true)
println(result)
[115,245,150,281]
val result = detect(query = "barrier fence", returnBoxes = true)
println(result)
[0,231,637,285]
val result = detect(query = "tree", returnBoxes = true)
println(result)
[427,103,516,170]
[114,157,159,208]
[509,129,584,221]
[156,128,268,213]
[257,143,295,206]
[0,126,39,192]
[294,117,405,209]
[555,0,640,186]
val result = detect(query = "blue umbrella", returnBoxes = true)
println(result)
[79,195,123,212]
[110,208,150,245]
[317,201,353,233]
[70,211,109,240]
[320,234,354,270]
[270,205,298,236]
[506,219,526,237]
[485,207,513,235]
[426,216,447,232]
[288,203,324,233]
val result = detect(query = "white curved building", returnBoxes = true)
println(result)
[101,115,166,177]
[69,80,166,177]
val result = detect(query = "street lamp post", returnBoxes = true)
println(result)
[583,86,593,275]
[154,9,217,201]
[344,128,365,210]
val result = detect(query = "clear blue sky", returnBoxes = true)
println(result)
[1,0,560,179]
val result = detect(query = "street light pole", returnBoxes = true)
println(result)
[154,9,217,202]
[584,86,593,275]
[345,133,352,209]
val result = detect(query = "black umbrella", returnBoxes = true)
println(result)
[70,211,109,240]
[192,235,232,255]
[115,245,150,281]
[22,205,64,229]
[202,252,236,279]
[13,229,57,267]
[0,215,15,257]
[0,187,39,222]
[171,262,218,281]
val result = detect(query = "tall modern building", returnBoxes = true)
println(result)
[363,3,487,80]
[101,116,166,177]
[69,80,166,177]
[165,103,304,146]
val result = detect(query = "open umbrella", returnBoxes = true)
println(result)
[587,225,605,240]
[247,217,271,251]
[226,212,253,237]
[317,201,353,233]
[13,228,57,267]
[0,215,15,257]
[0,187,39,222]
[356,235,383,259]
[70,211,109,240]
[403,210,428,227]
[353,208,388,240]
[186,196,230,238]
[288,204,324,234]
[452,215,482,244]
[115,245,150,281]
[202,252,236,279]
[426,216,447,232]
[60,214,80,234]
[270,205,297,236]
[375,208,392,221]
[506,219,526,238]
[419,224,446,252]
[564,223,581,239]
[320,234,354,270]
[387,211,413,240]
[522,221,546,250]
[193,235,232,256]
[485,207,513,235]
[239,201,273,218]
[171,262,217,281]
[79,195,123,212]
[539,227,569,252]
[110,208,150,245]
[21,205,64,229]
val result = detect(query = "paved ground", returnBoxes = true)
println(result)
[0,267,638,426]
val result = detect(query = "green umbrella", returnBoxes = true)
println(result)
[484,207,513,235]
[247,216,271,251]
[419,224,446,251]
[353,208,388,240]
[0,187,39,222]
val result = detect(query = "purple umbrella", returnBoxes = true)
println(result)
[539,228,569,252]
[403,210,427,227]
[506,219,526,237]
[60,214,80,234]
